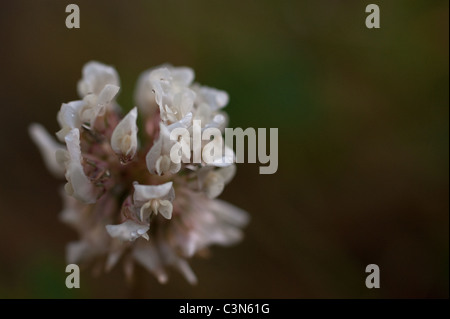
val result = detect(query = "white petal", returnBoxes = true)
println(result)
[145,122,171,174]
[149,67,196,124]
[77,61,120,97]
[29,123,65,177]
[64,128,82,162]
[168,161,182,175]
[149,67,171,107]
[65,163,97,203]
[64,129,97,203]
[133,182,173,202]
[56,101,84,141]
[145,136,163,175]
[171,67,195,86]
[209,145,235,167]
[198,86,229,110]
[172,88,195,119]
[158,200,173,220]
[79,84,120,127]
[167,112,193,131]
[111,107,138,160]
[105,220,149,242]
[155,155,171,175]
[97,84,120,107]
[134,70,159,116]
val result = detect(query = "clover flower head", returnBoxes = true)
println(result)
[29,61,249,284]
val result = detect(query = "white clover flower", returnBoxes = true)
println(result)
[146,113,192,175]
[133,181,175,221]
[29,61,249,285]
[149,66,196,124]
[78,84,120,126]
[111,107,138,163]
[57,62,120,141]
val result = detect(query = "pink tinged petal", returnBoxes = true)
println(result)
[105,220,150,242]
[173,224,197,257]
[133,182,173,202]
[159,241,197,285]
[105,244,125,272]
[206,225,244,247]
[123,255,135,283]
[111,107,138,161]
[212,199,250,227]
[66,241,94,264]
[184,237,197,257]
[28,123,65,177]
[132,243,168,284]
[176,259,198,285]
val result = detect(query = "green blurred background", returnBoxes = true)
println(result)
[0,0,448,298]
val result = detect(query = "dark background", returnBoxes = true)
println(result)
[0,0,448,298]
